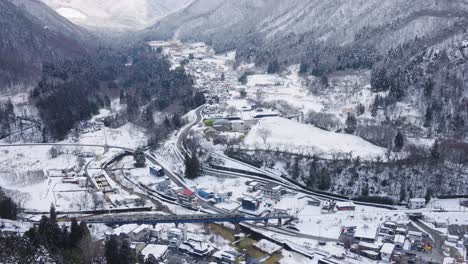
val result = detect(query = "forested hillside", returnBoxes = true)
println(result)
[0,0,91,92]
[31,44,203,140]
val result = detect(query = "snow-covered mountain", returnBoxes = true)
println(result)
[148,0,468,52]
[41,0,195,31]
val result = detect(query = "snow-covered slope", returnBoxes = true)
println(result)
[41,0,194,31]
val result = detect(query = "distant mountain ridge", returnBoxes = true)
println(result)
[41,0,195,31]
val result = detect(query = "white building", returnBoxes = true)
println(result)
[141,244,168,262]
[353,225,379,243]
[168,227,185,251]
[408,231,423,243]
[380,243,395,263]
[394,234,406,248]
[409,198,426,209]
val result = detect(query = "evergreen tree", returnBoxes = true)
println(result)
[69,218,81,247]
[105,235,120,264]
[291,157,300,180]
[430,139,440,160]
[163,116,171,128]
[126,95,140,120]
[133,148,146,168]
[172,114,182,129]
[193,91,206,107]
[184,153,201,179]
[145,254,158,264]
[425,189,432,204]
[321,75,329,88]
[119,90,126,104]
[318,168,331,190]
[49,204,57,222]
[238,73,248,85]
[345,113,357,134]
[399,184,406,202]
[424,106,433,128]
[119,239,136,264]
[424,78,434,98]
[356,103,365,116]
[393,131,404,152]
[267,60,280,74]
[299,62,309,74]
[0,187,17,220]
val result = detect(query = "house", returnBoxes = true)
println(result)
[183,235,214,257]
[335,201,356,211]
[141,244,168,262]
[178,188,198,208]
[129,224,151,242]
[394,234,406,248]
[408,231,423,243]
[353,225,379,243]
[149,224,166,242]
[149,166,165,177]
[105,224,139,240]
[157,177,171,192]
[213,250,243,264]
[434,221,448,228]
[262,183,282,201]
[447,235,459,243]
[395,227,408,235]
[380,243,395,263]
[247,181,263,192]
[383,221,397,230]
[409,198,426,209]
[357,241,380,252]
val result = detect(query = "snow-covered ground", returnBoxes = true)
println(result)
[244,117,387,159]
[0,145,102,211]
[56,7,87,19]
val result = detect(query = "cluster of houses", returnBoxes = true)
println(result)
[104,223,246,264]
[240,182,286,215]
[333,217,468,263]
[205,106,279,134]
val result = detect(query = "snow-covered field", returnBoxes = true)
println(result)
[0,146,102,211]
[244,117,387,159]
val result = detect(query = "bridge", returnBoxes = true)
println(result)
[82,213,291,226]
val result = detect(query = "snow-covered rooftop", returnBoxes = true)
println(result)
[141,244,168,260]
[380,243,395,254]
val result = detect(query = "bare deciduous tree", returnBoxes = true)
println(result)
[226,106,238,116]
[257,127,272,146]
